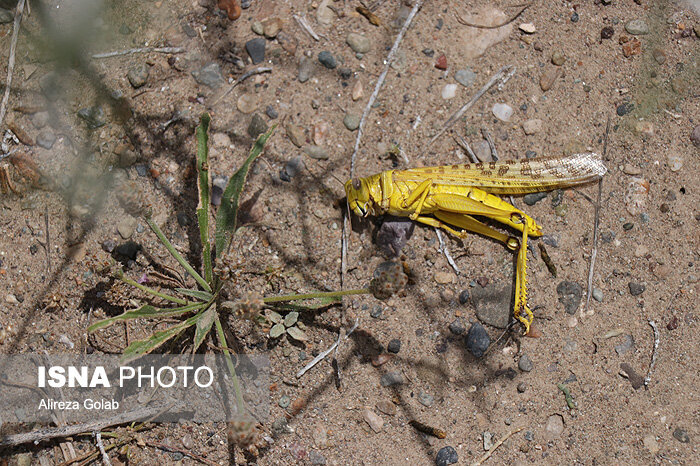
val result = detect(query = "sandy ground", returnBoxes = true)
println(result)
[0,0,698,464]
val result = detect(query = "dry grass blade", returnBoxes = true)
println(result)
[0,0,26,131]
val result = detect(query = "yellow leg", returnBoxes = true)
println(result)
[402,179,433,220]
[512,215,533,334]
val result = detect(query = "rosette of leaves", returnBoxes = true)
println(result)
[266,310,308,341]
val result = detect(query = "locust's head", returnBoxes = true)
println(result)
[345,177,374,217]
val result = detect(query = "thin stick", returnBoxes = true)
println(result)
[644,319,659,389]
[91,47,185,59]
[481,128,499,161]
[144,441,219,466]
[341,209,349,288]
[429,65,513,146]
[211,66,272,105]
[455,3,531,29]
[293,14,321,41]
[94,432,111,466]
[454,135,479,163]
[297,319,359,378]
[350,0,424,178]
[471,426,524,466]
[0,0,26,131]
[584,116,609,315]
[0,405,173,446]
[435,228,460,275]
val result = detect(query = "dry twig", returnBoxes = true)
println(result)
[584,116,609,314]
[454,135,479,163]
[429,65,513,146]
[644,319,659,389]
[211,66,272,105]
[471,426,524,466]
[435,228,460,275]
[293,14,321,41]
[481,128,499,161]
[94,431,111,466]
[0,0,26,131]
[297,319,359,378]
[455,3,531,29]
[350,0,424,178]
[91,47,185,59]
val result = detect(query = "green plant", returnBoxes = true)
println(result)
[88,114,392,425]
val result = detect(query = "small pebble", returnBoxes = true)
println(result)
[36,129,56,149]
[261,17,282,39]
[434,54,447,70]
[557,281,583,314]
[127,63,149,88]
[523,192,547,205]
[592,288,604,302]
[380,371,404,387]
[474,140,492,162]
[363,408,384,433]
[454,68,477,87]
[338,67,352,80]
[601,26,615,40]
[245,38,266,65]
[517,382,528,393]
[458,289,470,304]
[466,322,490,358]
[352,80,363,101]
[628,282,645,296]
[519,23,536,34]
[237,93,258,114]
[617,102,634,116]
[435,446,458,466]
[518,353,533,372]
[522,119,542,135]
[441,83,457,99]
[265,105,278,119]
[192,62,224,88]
[483,432,494,451]
[418,391,434,407]
[286,124,305,147]
[318,51,337,69]
[673,428,690,443]
[387,339,401,354]
[623,222,634,231]
[422,48,434,57]
[449,319,466,335]
[247,113,268,139]
[298,57,315,83]
[343,112,361,131]
[690,125,700,147]
[545,415,565,439]
[652,48,667,64]
[551,51,566,66]
[77,106,106,129]
[346,33,371,54]
[0,8,14,24]
[370,306,383,318]
[540,67,560,91]
[371,353,393,367]
[376,400,397,416]
[622,38,642,58]
[492,103,513,122]
[251,20,264,35]
[643,435,660,454]
[615,335,635,355]
[570,12,579,22]
[625,19,650,35]
[278,395,291,408]
[303,145,329,160]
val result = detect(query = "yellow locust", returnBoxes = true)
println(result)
[345,153,607,334]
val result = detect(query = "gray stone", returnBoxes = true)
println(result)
[346,33,371,53]
[628,282,645,296]
[251,20,264,35]
[524,192,547,205]
[614,335,635,355]
[673,428,690,443]
[466,322,490,358]
[551,50,566,66]
[449,319,466,335]
[435,446,458,466]
[265,105,278,119]
[309,451,327,465]
[418,391,434,407]
[518,353,533,372]
[625,19,650,35]
[454,68,477,87]
[343,112,361,131]
[303,145,329,160]
[283,156,305,179]
[0,8,13,23]
[77,106,106,129]
[36,129,56,149]
[474,139,492,162]
[247,113,268,139]
[592,288,604,302]
[387,339,401,354]
[318,51,337,69]
[191,62,224,88]
[297,57,315,83]
[127,63,149,88]
[472,283,512,328]
[556,281,583,314]
[245,38,266,64]
[690,125,700,148]
[380,371,404,387]
[545,414,565,439]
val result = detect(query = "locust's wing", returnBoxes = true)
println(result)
[392,152,607,194]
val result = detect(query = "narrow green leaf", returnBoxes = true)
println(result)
[175,288,213,302]
[215,125,277,255]
[192,305,217,353]
[196,113,213,284]
[145,216,212,293]
[121,314,199,363]
[87,303,203,332]
[214,317,245,414]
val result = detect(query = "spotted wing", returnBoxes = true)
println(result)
[392,153,607,194]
